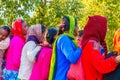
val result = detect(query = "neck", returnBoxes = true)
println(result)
[64,31,69,34]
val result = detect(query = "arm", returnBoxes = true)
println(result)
[26,41,41,62]
[58,35,82,63]
[91,49,118,74]
[0,37,10,49]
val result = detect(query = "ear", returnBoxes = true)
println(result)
[74,27,78,36]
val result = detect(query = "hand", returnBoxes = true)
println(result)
[115,55,120,63]
[36,43,43,46]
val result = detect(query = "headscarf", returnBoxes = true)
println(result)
[48,15,77,80]
[82,15,107,49]
[113,28,120,53]
[27,24,42,44]
[11,19,26,41]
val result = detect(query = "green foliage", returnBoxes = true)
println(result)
[31,0,83,27]
[0,0,120,51]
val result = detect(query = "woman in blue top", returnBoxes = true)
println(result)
[49,15,82,80]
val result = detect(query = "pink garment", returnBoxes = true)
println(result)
[29,46,52,80]
[67,58,85,80]
[5,36,25,71]
[77,40,82,48]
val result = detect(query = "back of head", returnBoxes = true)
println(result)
[78,30,84,37]
[46,27,58,44]
[11,19,25,35]
[82,15,107,49]
[58,15,77,35]
[11,19,26,41]
[27,24,46,43]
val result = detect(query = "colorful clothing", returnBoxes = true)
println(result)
[77,40,82,48]
[0,37,10,80]
[49,16,82,80]
[82,15,107,49]
[81,40,118,80]
[103,28,120,80]
[11,20,26,41]
[4,36,25,80]
[81,15,118,80]
[53,35,81,80]
[30,46,52,80]
[18,41,41,80]
[27,24,42,42]
[3,20,26,80]
[3,68,18,80]
[67,57,85,80]
[104,52,120,80]
[18,25,43,80]
[113,28,120,52]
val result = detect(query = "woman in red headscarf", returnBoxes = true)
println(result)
[81,15,120,80]
[3,19,27,80]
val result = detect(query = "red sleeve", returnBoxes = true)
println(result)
[90,48,118,74]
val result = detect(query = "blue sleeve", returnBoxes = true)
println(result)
[57,35,82,63]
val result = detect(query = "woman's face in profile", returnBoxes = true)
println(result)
[0,28,9,41]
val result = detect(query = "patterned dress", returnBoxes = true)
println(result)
[0,37,10,80]
[3,68,18,80]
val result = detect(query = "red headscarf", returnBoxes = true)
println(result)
[82,15,107,49]
[11,19,26,41]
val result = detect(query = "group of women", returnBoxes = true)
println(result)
[0,15,120,80]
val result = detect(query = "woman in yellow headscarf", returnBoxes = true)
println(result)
[104,28,120,80]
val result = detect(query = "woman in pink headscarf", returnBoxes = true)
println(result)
[17,24,46,80]
[3,19,27,80]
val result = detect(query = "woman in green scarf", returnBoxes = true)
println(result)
[49,16,82,80]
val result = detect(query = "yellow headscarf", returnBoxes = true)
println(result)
[113,28,120,52]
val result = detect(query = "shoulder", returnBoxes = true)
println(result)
[57,35,70,43]
[59,35,69,40]
[87,40,100,50]
[24,41,36,48]
[12,36,24,43]
[5,37,10,41]
[41,47,52,54]
[39,47,52,58]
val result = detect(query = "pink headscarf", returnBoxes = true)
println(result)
[27,24,42,42]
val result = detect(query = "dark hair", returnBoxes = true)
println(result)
[58,16,77,35]
[20,19,25,23]
[63,16,70,32]
[1,26,10,35]
[78,30,84,37]
[41,24,46,34]
[46,27,57,44]
[19,19,26,27]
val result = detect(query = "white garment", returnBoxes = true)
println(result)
[0,37,10,54]
[0,37,10,49]
[18,41,41,80]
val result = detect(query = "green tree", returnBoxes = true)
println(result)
[80,0,120,51]
[0,0,120,51]
[31,0,83,28]
[0,0,41,26]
